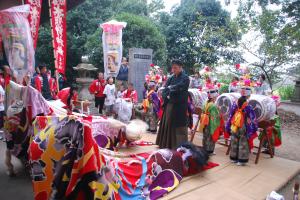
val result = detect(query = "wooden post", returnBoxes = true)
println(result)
[190,107,202,142]
[266,127,274,158]
[55,70,60,92]
[226,141,231,155]
[48,0,60,92]
[255,135,264,164]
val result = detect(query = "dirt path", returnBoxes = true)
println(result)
[275,110,300,199]
[275,109,300,162]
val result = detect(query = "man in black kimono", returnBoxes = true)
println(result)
[156,59,190,149]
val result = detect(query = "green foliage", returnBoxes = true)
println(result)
[85,12,167,71]
[234,0,300,88]
[35,25,54,68]
[218,77,231,85]
[219,84,229,95]
[115,13,166,64]
[36,0,167,81]
[161,0,240,72]
[277,85,295,100]
[34,0,300,86]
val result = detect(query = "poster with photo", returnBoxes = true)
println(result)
[100,20,126,78]
[0,5,34,82]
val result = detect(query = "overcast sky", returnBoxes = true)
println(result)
[163,0,181,12]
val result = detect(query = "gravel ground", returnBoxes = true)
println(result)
[274,109,300,198]
[276,109,300,162]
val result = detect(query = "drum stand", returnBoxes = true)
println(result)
[254,120,275,164]
[225,120,275,164]
[190,107,202,142]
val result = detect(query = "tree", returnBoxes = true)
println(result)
[85,12,167,71]
[160,0,240,72]
[234,0,300,89]
[35,0,167,81]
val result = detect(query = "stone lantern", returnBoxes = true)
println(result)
[73,56,97,101]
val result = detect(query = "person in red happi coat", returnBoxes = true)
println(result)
[57,84,79,114]
[89,72,106,114]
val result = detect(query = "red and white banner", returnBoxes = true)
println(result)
[0,35,3,60]
[25,0,42,49]
[49,0,67,75]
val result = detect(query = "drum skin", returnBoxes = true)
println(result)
[188,89,208,109]
[248,94,276,122]
[216,93,241,121]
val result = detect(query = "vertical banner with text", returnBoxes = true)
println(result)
[49,0,67,75]
[100,20,126,78]
[0,35,3,61]
[26,0,42,49]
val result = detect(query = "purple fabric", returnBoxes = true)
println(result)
[25,86,50,118]
[143,89,147,99]
[94,134,114,150]
[188,97,195,114]
[150,92,160,116]
[149,169,182,200]
[226,103,258,139]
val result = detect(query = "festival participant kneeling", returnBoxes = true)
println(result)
[57,84,79,114]
[156,59,190,149]
[226,80,258,166]
[200,85,222,155]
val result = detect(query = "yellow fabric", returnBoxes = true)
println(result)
[230,102,247,133]
[142,90,155,112]
[142,99,150,112]
[198,102,213,132]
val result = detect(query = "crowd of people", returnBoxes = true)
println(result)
[88,72,138,116]
[152,61,280,167]
[0,57,280,173]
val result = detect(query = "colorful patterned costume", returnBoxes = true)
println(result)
[199,101,221,154]
[226,102,258,163]
[143,89,160,132]
[4,108,29,159]
[29,116,217,200]
[4,84,50,160]
[269,115,282,147]
[258,115,282,150]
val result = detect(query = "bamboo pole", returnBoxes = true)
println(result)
[48,0,60,92]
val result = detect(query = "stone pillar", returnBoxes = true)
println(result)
[128,48,153,101]
[76,78,95,101]
[292,79,300,102]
